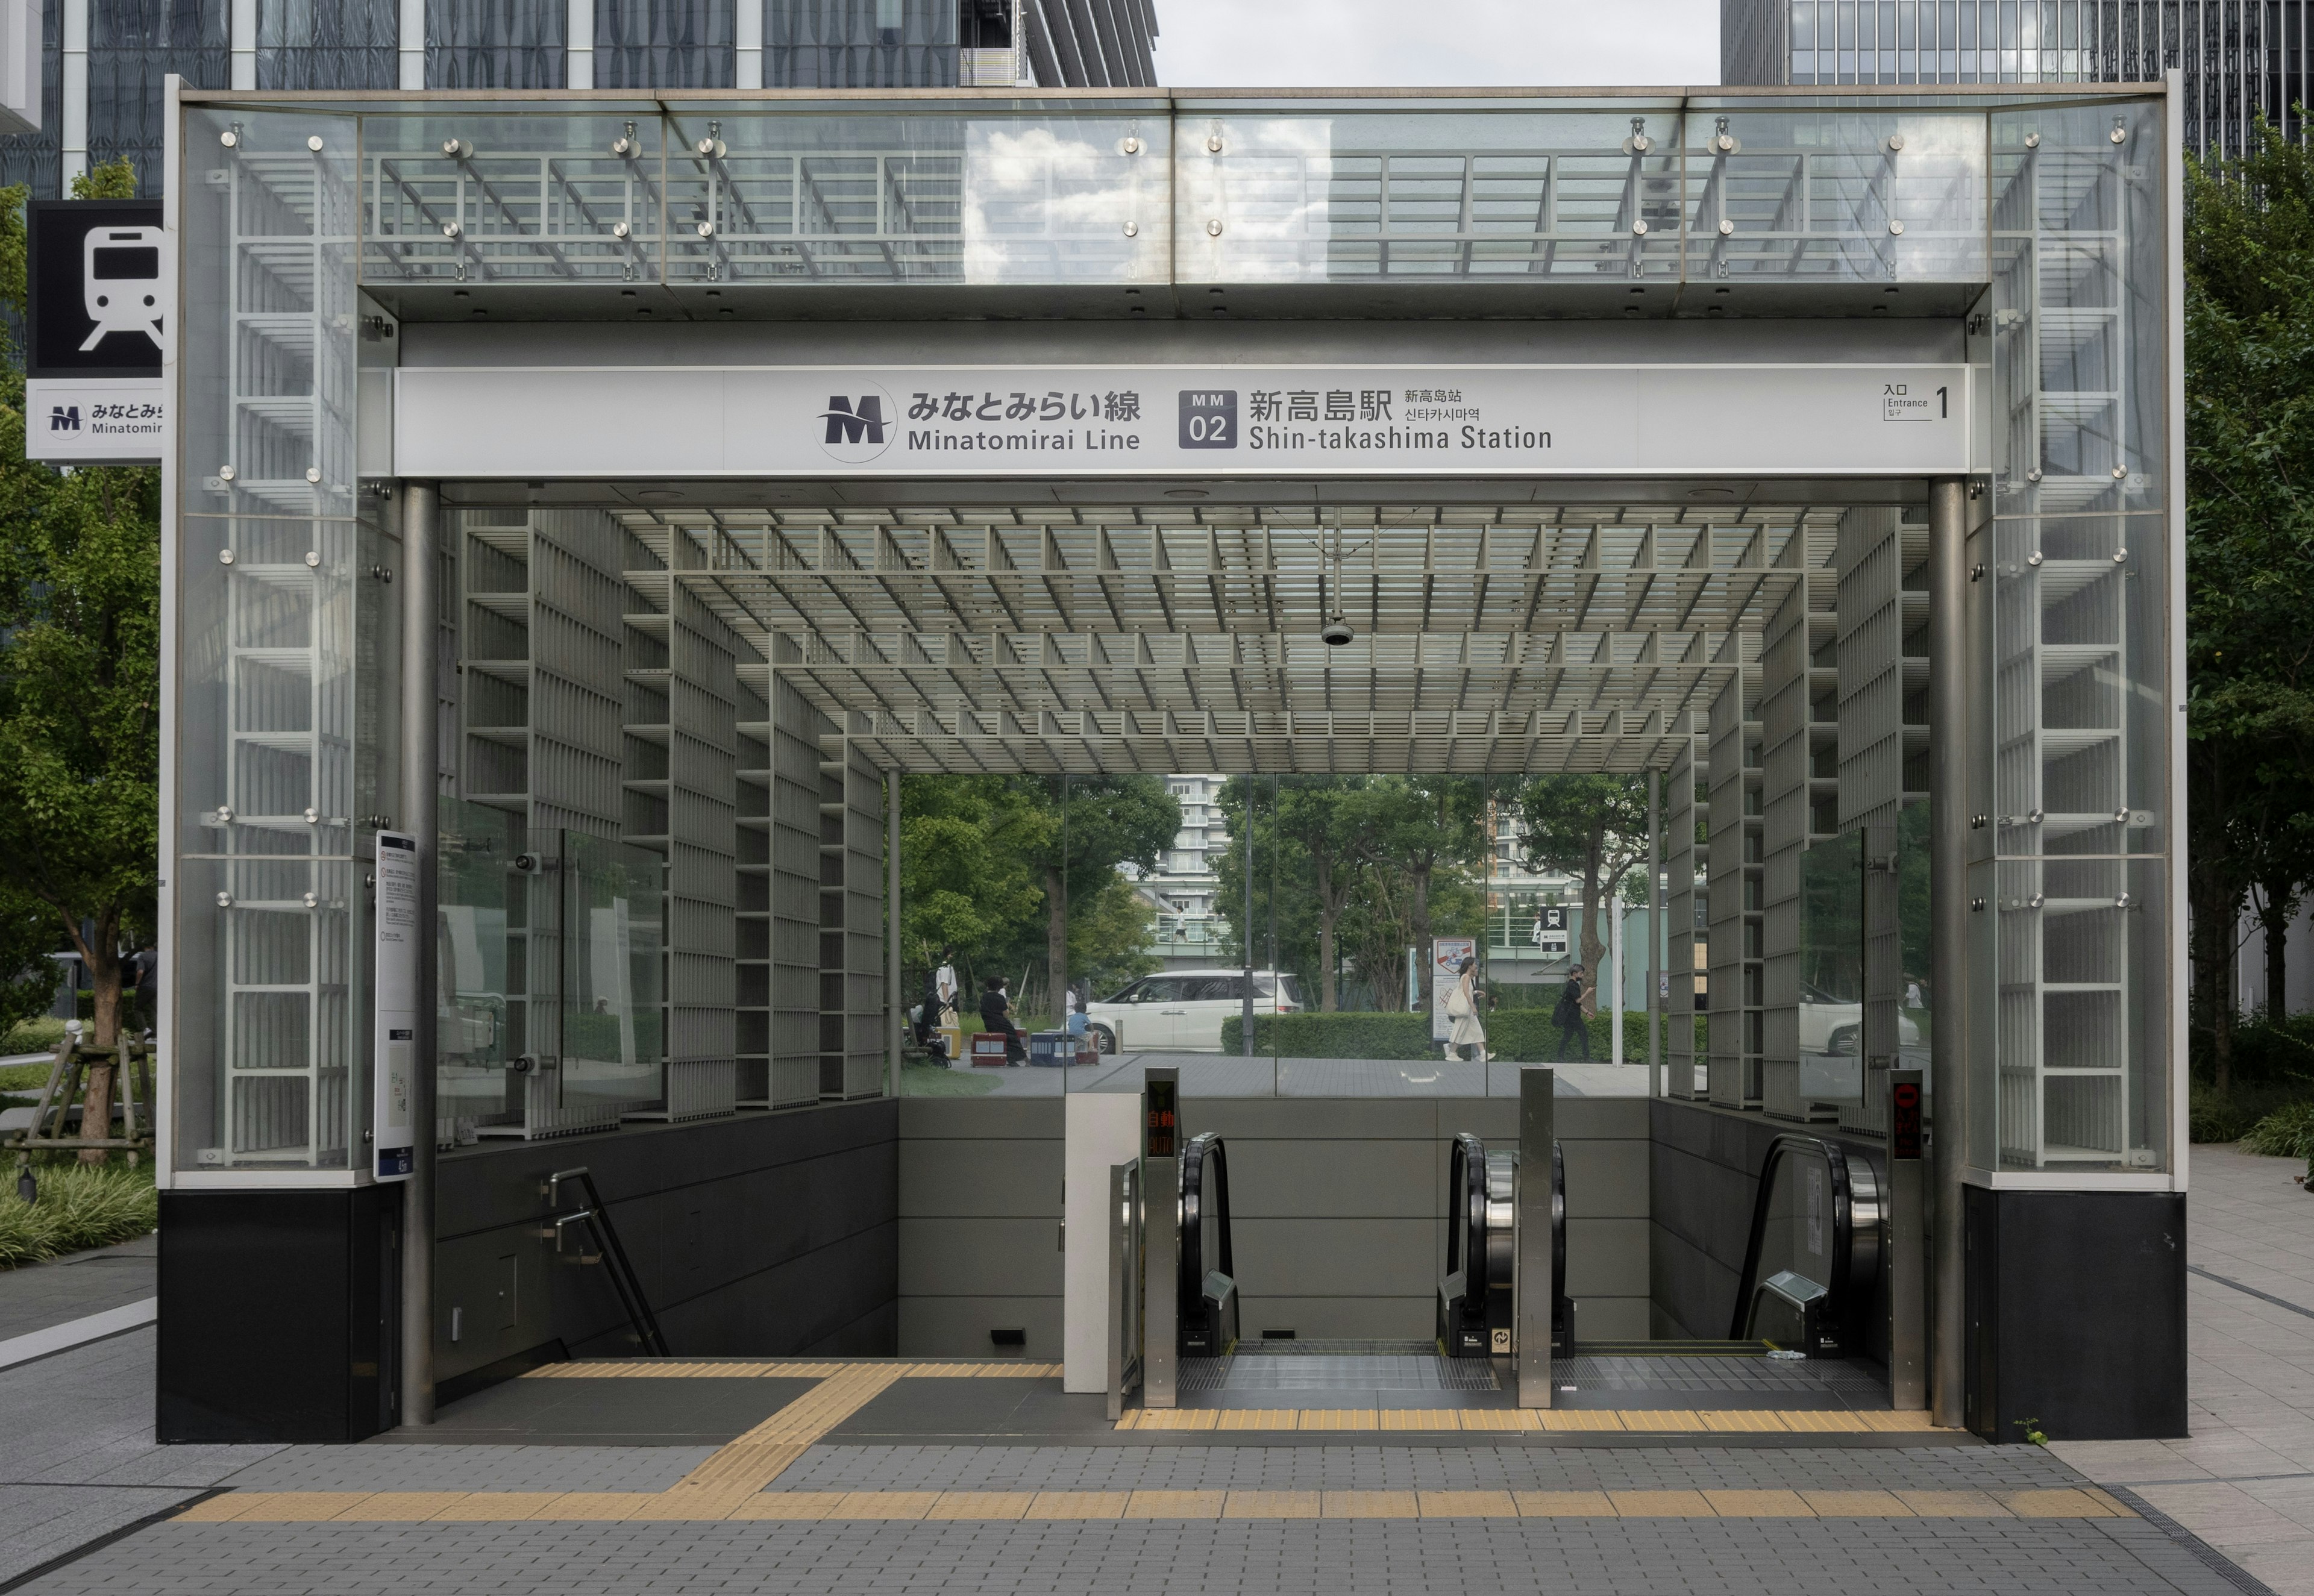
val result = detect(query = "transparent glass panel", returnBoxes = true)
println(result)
[661,109,1170,285]
[1990,98,2166,515]
[172,107,371,1177]
[1174,110,1685,283]
[437,798,517,1134]
[360,113,665,285]
[563,831,666,1112]
[1990,513,2166,859]
[1796,830,1864,1103]
[1680,108,1986,283]
[1990,854,2166,1171]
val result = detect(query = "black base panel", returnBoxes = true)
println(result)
[400,1374,822,1447]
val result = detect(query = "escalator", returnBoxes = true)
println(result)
[1437,1131,1569,1359]
[1177,1130,1237,1357]
[1727,1133,1885,1359]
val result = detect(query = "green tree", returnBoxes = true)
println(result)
[2181,120,2314,1086]
[1024,774,1177,1012]
[1510,774,1649,1015]
[0,158,158,1154]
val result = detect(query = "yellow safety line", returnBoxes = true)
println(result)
[176,1486,2129,1524]
[524,1360,1061,1380]
[1109,1407,1940,1433]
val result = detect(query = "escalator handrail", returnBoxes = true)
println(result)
[1726,1132,1874,1345]
[1179,1131,1231,1321]
[1447,1131,1486,1304]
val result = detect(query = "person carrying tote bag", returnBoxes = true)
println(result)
[1445,955,1490,1063]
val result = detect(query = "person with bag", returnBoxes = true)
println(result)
[1444,955,1490,1063]
[1554,965,1590,1062]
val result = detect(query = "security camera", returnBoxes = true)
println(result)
[1320,618,1354,646]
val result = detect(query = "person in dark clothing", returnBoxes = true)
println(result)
[1554,965,1590,1062]
[980,975,1026,1063]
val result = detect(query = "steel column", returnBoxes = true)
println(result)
[1648,768,1661,1094]
[397,480,441,1429]
[1515,1065,1555,1407]
[1927,474,1968,1432]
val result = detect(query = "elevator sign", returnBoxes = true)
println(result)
[394,362,1977,480]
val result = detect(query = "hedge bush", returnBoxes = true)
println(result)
[2242,1100,2314,1160]
[1221,1007,1673,1063]
[0,1162,157,1268]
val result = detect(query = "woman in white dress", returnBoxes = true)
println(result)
[1445,954,1490,1063]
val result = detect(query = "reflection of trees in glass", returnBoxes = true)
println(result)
[1799,830,1862,1007]
[1898,799,1931,1022]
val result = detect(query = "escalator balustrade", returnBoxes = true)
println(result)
[1178,1130,1237,1358]
[1438,1131,1569,1359]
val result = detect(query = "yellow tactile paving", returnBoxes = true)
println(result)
[429,1493,568,1522]
[1123,1490,1226,1519]
[1896,1490,2012,1516]
[1129,1407,1220,1430]
[1608,1490,1714,1516]
[1419,1490,1518,1518]
[1698,1410,1790,1433]
[1224,1491,1321,1519]
[824,1491,939,1521]
[1513,1491,1616,1516]
[1799,1489,1914,1516]
[1778,1410,1873,1433]
[534,1493,666,1521]
[1455,1408,1530,1432]
[172,1495,260,1523]
[1621,1410,1703,1431]
[236,1493,377,1522]
[337,1493,471,1522]
[1213,1408,1297,1431]
[1702,1489,1812,1517]
[1378,1409,1463,1430]
[1860,1410,1940,1432]
[1323,1491,1419,1518]
[1296,1409,1379,1430]
[729,1494,835,1521]
[1025,1492,1129,1519]
[1532,1409,1626,1431]
[925,1492,1033,1521]
[524,1360,1063,1380]
[673,1367,902,1492]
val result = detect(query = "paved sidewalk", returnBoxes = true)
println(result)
[2058,1143,2314,1595]
[0,1232,155,1342]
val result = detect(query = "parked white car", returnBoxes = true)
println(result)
[1801,981,1924,1057]
[1083,968,1305,1054]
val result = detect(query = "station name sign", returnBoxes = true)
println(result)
[394,363,1975,479]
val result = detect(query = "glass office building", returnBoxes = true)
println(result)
[0,0,1157,199]
[1724,0,2305,155]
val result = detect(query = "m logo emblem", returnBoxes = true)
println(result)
[817,386,895,463]
[49,405,78,431]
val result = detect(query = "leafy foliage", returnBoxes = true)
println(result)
[1506,774,1650,1013]
[2182,123,2314,1086]
[2240,1099,2314,1159]
[0,1159,155,1268]
[898,773,1175,1007]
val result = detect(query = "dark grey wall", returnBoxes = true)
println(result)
[434,1099,897,1386]
[1649,1097,1889,1342]
[896,1093,1651,1357]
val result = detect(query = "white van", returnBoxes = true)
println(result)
[1083,968,1305,1054]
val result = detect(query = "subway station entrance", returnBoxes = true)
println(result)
[153,81,2186,1453]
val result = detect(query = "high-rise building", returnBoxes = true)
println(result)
[0,0,1158,199]
[1723,0,2304,156]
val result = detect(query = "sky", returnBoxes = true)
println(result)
[1148,0,1723,89]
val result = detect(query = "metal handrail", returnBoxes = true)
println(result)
[546,1166,670,1357]
[1726,1133,1883,1351]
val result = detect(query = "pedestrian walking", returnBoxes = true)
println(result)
[1554,964,1590,1062]
[1444,954,1490,1062]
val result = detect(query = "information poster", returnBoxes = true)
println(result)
[1431,936,1477,1044]
[372,831,419,1181]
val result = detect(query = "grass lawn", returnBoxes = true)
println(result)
[900,1060,1000,1097]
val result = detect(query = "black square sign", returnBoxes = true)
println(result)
[28,200,165,378]
[1178,389,1237,449]
[1543,906,1566,931]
